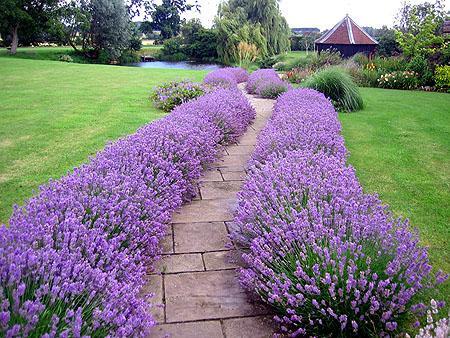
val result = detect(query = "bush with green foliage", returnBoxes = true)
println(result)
[434,65,450,92]
[150,80,207,112]
[159,37,187,61]
[285,67,313,84]
[377,71,419,90]
[407,55,433,86]
[302,67,364,112]
[59,54,73,62]
[257,55,281,69]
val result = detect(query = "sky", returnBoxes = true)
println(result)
[182,0,450,30]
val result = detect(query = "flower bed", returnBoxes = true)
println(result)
[246,69,291,98]
[150,80,208,112]
[232,89,445,336]
[0,88,255,336]
[203,67,248,88]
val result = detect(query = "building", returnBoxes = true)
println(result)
[315,15,378,58]
[291,27,320,36]
[443,20,450,36]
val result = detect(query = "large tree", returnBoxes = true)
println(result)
[215,0,290,64]
[0,0,58,54]
[395,0,446,58]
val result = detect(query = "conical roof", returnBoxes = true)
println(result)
[316,15,378,45]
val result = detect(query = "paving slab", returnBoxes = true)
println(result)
[165,270,268,322]
[199,169,223,182]
[220,170,246,181]
[213,155,250,169]
[203,250,239,270]
[171,198,235,223]
[148,320,223,338]
[141,275,164,323]
[226,145,255,156]
[160,233,174,254]
[237,132,259,146]
[222,316,277,338]
[159,254,204,274]
[174,222,228,253]
[199,181,243,200]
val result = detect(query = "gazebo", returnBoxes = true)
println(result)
[315,15,378,58]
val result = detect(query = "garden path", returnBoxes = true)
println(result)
[144,85,277,338]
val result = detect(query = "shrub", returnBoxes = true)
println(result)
[246,68,291,98]
[312,50,343,69]
[160,37,188,61]
[203,67,248,88]
[377,71,419,90]
[256,79,290,99]
[434,65,450,92]
[285,67,313,84]
[59,54,73,62]
[0,88,255,336]
[232,89,446,337]
[302,67,363,112]
[407,55,433,86]
[150,80,208,112]
[257,55,281,69]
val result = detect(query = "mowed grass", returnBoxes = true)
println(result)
[0,58,207,223]
[339,87,450,303]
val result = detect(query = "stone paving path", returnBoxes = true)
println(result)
[144,85,276,338]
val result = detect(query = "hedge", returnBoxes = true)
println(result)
[232,89,446,336]
[0,86,255,336]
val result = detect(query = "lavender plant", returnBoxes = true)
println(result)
[150,80,208,112]
[233,88,446,337]
[0,88,255,336]
[203,67,248,88]
[246,68,291,98]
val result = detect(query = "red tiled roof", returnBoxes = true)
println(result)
[316,15,378,45]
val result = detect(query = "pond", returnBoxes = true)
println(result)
[124,61,223,70]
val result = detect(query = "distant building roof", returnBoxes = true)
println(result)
[291,27,320,35]
[443,20,450,34]
[316,15,378,45]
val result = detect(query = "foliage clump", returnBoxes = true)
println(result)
[150,80,208,112]
[0,86,256,336]
[215,0,290,64]
[302,67,363,112]
[232,88,447,337]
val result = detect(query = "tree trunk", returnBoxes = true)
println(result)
[10,25,19,55]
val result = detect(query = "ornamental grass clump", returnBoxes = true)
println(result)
[302,67,364,112]
[203,67,249,88]
[232,88,446,337]
[150,80,207,112]
[0,88,255,336]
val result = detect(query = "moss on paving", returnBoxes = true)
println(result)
[0,57,206,222]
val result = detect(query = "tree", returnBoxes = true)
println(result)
[0,0,58,54]
[395,0,445,58]
[139,21,153,38]
[215,0,290,64]
[375,26,401,57]
[150,0,196,40]
[181,20,217,60]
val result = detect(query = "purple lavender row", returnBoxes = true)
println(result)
[233,89,446,336]
[203,67,249,88]
[0,86,255,337]
[245,69,291,98]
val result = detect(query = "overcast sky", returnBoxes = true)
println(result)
[182,0,450,30]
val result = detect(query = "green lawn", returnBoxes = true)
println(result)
[340,87,450,304]
[0,57,207,223]
[0,45,163,63]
